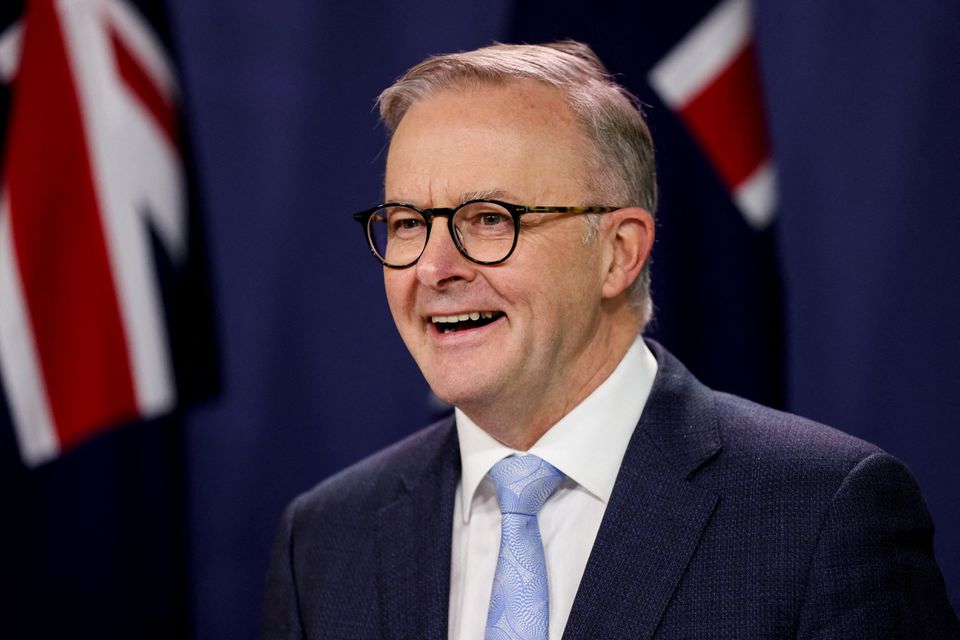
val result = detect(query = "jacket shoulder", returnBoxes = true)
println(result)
[711,390,883,476]
[287,414,456,524]
[262,415,458,639]
[643,339,884,485]
[645,348,957,635]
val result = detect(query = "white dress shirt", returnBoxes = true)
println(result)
[448,337,659,640]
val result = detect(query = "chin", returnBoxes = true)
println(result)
[424,383,471,409]
[423,373,495,412]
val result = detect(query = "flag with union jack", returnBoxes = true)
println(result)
[648,0,776,229]
[0,0,216,467]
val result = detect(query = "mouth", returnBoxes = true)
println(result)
[429,310,505,334]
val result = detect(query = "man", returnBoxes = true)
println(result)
[262,41,958,639]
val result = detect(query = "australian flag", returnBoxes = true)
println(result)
[0,0,215,464]
[0,0,215,635]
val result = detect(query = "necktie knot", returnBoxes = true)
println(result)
[487,455,564,516]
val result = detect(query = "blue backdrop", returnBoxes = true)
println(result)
[2,0,957,637]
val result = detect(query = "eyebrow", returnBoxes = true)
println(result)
[459,188,516,203]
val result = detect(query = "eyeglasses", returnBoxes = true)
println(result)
[352,199,619,268]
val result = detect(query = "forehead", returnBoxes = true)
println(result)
[384,80,590,206]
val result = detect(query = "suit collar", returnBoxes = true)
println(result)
[638,339,723,479]
[376,416,459,640]
[562,340,722,639]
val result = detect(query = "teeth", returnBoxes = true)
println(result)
[430,311,498,323]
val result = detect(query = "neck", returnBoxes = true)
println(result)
[461,316,642,450]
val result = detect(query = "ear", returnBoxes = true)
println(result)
[600,207,655,300]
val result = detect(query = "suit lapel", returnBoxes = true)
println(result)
[563,342,722,640]
[376,419,460,640]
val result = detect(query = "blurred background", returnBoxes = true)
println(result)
[1,0,957,637]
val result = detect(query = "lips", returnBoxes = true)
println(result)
[429,310,505,334]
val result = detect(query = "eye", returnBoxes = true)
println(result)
[384,207,426,237]
[480,211,510,226]
[455,202,513,234]
[397,217,423,230]
[384,207,423,231]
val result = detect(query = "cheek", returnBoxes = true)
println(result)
[538,250,604,317]
[383,272,412,320]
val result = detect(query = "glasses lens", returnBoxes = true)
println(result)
[368,206,427,266]
[453,202,516,263]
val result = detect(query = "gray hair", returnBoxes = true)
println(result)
[378,40,657,324]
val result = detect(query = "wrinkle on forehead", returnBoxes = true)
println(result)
[384,80,591,209]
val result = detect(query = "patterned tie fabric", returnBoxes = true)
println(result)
[485,455,565,640]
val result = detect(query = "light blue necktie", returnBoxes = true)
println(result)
[485,455,565,640]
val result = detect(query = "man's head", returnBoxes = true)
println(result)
[372,41,657,445]
[379,41,658,319]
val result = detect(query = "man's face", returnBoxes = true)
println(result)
[383,80,616,429]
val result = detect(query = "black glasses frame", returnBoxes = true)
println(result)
[352,199,619,268]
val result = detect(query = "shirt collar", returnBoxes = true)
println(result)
[455,337,658,522]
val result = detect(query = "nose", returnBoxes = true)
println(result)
[415,216,476,288]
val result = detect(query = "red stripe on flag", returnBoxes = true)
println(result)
[109,24,179,148]
[4,0,138,449]
[677,41,770,189]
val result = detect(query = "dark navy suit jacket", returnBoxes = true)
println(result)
[263,342,959,639]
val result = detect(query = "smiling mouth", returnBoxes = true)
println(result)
[430,311,505,334]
